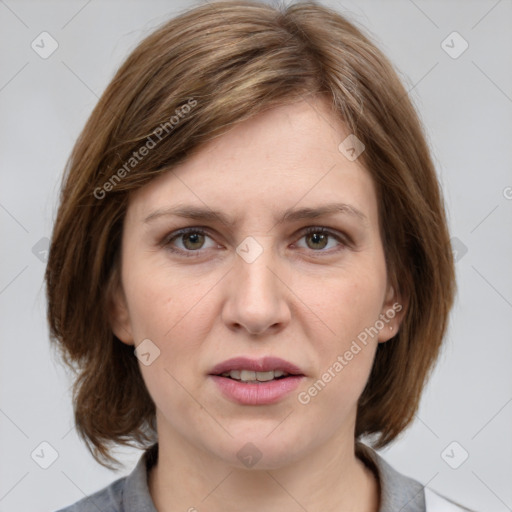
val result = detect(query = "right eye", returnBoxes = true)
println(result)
[162,227,218,257]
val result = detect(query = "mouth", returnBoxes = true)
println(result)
[217,369,294,383]
[209,356,305,405]
[209,356,305,379]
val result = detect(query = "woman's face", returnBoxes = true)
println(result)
[111,96,402,469]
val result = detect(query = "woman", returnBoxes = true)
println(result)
[46,1,472,510]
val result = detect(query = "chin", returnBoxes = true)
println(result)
[210,428,309,471]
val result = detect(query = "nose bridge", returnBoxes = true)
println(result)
[226,234,289,333]
[235,234,279,297]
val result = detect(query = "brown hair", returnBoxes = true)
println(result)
[46,0,456,469]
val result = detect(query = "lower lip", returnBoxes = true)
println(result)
[210,375,303,405]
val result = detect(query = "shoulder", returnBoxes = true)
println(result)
[54,475,126,512]
[424,488,475,511]
[355,442,475,512]
[54,443,159,512]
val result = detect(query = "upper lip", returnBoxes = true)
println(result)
[209,356,304,376]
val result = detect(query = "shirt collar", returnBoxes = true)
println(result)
[122,442,425,512]
[356,441,426,512]
[122,443,158,512]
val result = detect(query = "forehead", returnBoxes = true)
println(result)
[127,97,378,228]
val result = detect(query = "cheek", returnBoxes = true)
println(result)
[123,262,197,337]
[123,269,211,413]
[303,265,385,400]
[122,264,218,380]
[314,266,386,343]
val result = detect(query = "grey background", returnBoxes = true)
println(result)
[1,0,511,511]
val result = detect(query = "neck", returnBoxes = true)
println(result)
[148,426,380,512]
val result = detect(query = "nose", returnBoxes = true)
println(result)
[221,236,291,336]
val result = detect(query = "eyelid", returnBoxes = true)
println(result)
[159,226,212,253]
[161,225,350,257]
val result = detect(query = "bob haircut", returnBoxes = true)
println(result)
[46,0,456,469]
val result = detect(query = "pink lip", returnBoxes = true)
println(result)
[209,356,304,376]
[210,375,303,405]
[209,356,305,405]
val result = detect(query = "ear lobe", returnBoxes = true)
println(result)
[107,277,134,346]
[377,283,408,343]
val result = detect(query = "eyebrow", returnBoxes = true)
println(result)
[144,202,368,227]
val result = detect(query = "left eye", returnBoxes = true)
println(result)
[296,227,343,252]
[162,226,344,257]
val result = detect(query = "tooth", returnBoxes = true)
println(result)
[225,369,291,382]
[240,370,256,381]
[256,371,275,382]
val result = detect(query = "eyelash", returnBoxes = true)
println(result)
[161,226,349,259]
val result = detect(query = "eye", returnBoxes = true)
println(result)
[295,226,346,253]
[162,227,217,257]
[161,226,347,258]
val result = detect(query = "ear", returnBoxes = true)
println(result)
[107,270,134,346]
[377,281,408,343]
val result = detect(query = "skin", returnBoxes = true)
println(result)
[110,95,405,512]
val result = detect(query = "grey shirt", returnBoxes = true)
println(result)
[55,442,463,512]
